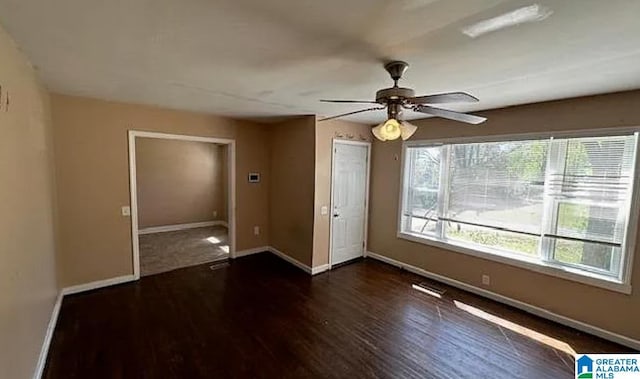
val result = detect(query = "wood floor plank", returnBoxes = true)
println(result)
[43,253,633,379]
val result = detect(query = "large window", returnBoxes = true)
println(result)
[400,132,639,289]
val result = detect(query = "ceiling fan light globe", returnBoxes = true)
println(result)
[400,121,418,140]
[381,119,401,140]
[371,122,387,141]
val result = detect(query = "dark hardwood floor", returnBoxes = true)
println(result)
[44,253,632,379]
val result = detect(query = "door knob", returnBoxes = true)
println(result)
[333,213,340,218]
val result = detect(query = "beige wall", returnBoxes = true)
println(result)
[136,138,227,228]
[312,119,372,267]
[269,116,316,266]
[368,90,640,340]
[0,24,58,379]
[51,94,269,287]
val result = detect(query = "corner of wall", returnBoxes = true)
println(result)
[0,22,60,379]
[267,116,317,267]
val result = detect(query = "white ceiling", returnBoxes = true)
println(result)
[1,0,640,123]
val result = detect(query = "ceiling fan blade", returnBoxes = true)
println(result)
[414,105,486,125]
[320,99,379,104]
[409,92,479,104]
[319,107,385,121]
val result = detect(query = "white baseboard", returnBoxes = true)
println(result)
[61,274,136,296]
[33,293,62,379]
[267,246,313,274]
[36,274,137,378]
[234,246,269,258]
[311,264,330,275]
[234,246,328,276]
[138,220,227,235]
[366,251,640,351]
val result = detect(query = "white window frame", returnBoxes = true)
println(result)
[397,127,640,294]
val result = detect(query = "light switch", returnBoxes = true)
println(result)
[321,206,328,215]
[121,206,131,217]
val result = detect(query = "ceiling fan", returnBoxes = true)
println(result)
[319,61,487,141]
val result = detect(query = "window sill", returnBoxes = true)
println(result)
[397,231,632,294]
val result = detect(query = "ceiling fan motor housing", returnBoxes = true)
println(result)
[376,87,415,103]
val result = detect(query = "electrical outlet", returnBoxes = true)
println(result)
[213,210,218,218]
[254,226,260,236]
[482,274,490,286]
[121,206,131,217]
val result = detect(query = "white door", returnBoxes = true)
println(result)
[331,142,369,266]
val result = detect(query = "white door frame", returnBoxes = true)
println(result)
[128,130,237,280]
[328,139,371,269]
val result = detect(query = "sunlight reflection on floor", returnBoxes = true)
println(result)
[454,300,576,355]
[412,284,443,298]
[205,236,221,244]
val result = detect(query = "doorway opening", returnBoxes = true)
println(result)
[128,131,236,278]
[329,140,371,268]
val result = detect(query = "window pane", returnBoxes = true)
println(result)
[447,139,548,235]
[409,216,438,235]
[552,238,620,273]
[399,132,637,282]
[547,134,635,274]
[446,222,539,257]
[551,135,636,204]
[555,203,622,245]
[403,146,441,236]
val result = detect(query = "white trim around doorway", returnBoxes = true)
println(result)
[127,130,237,280]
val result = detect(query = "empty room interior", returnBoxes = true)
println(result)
[1,1,639,378]
[135,136,231,276]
